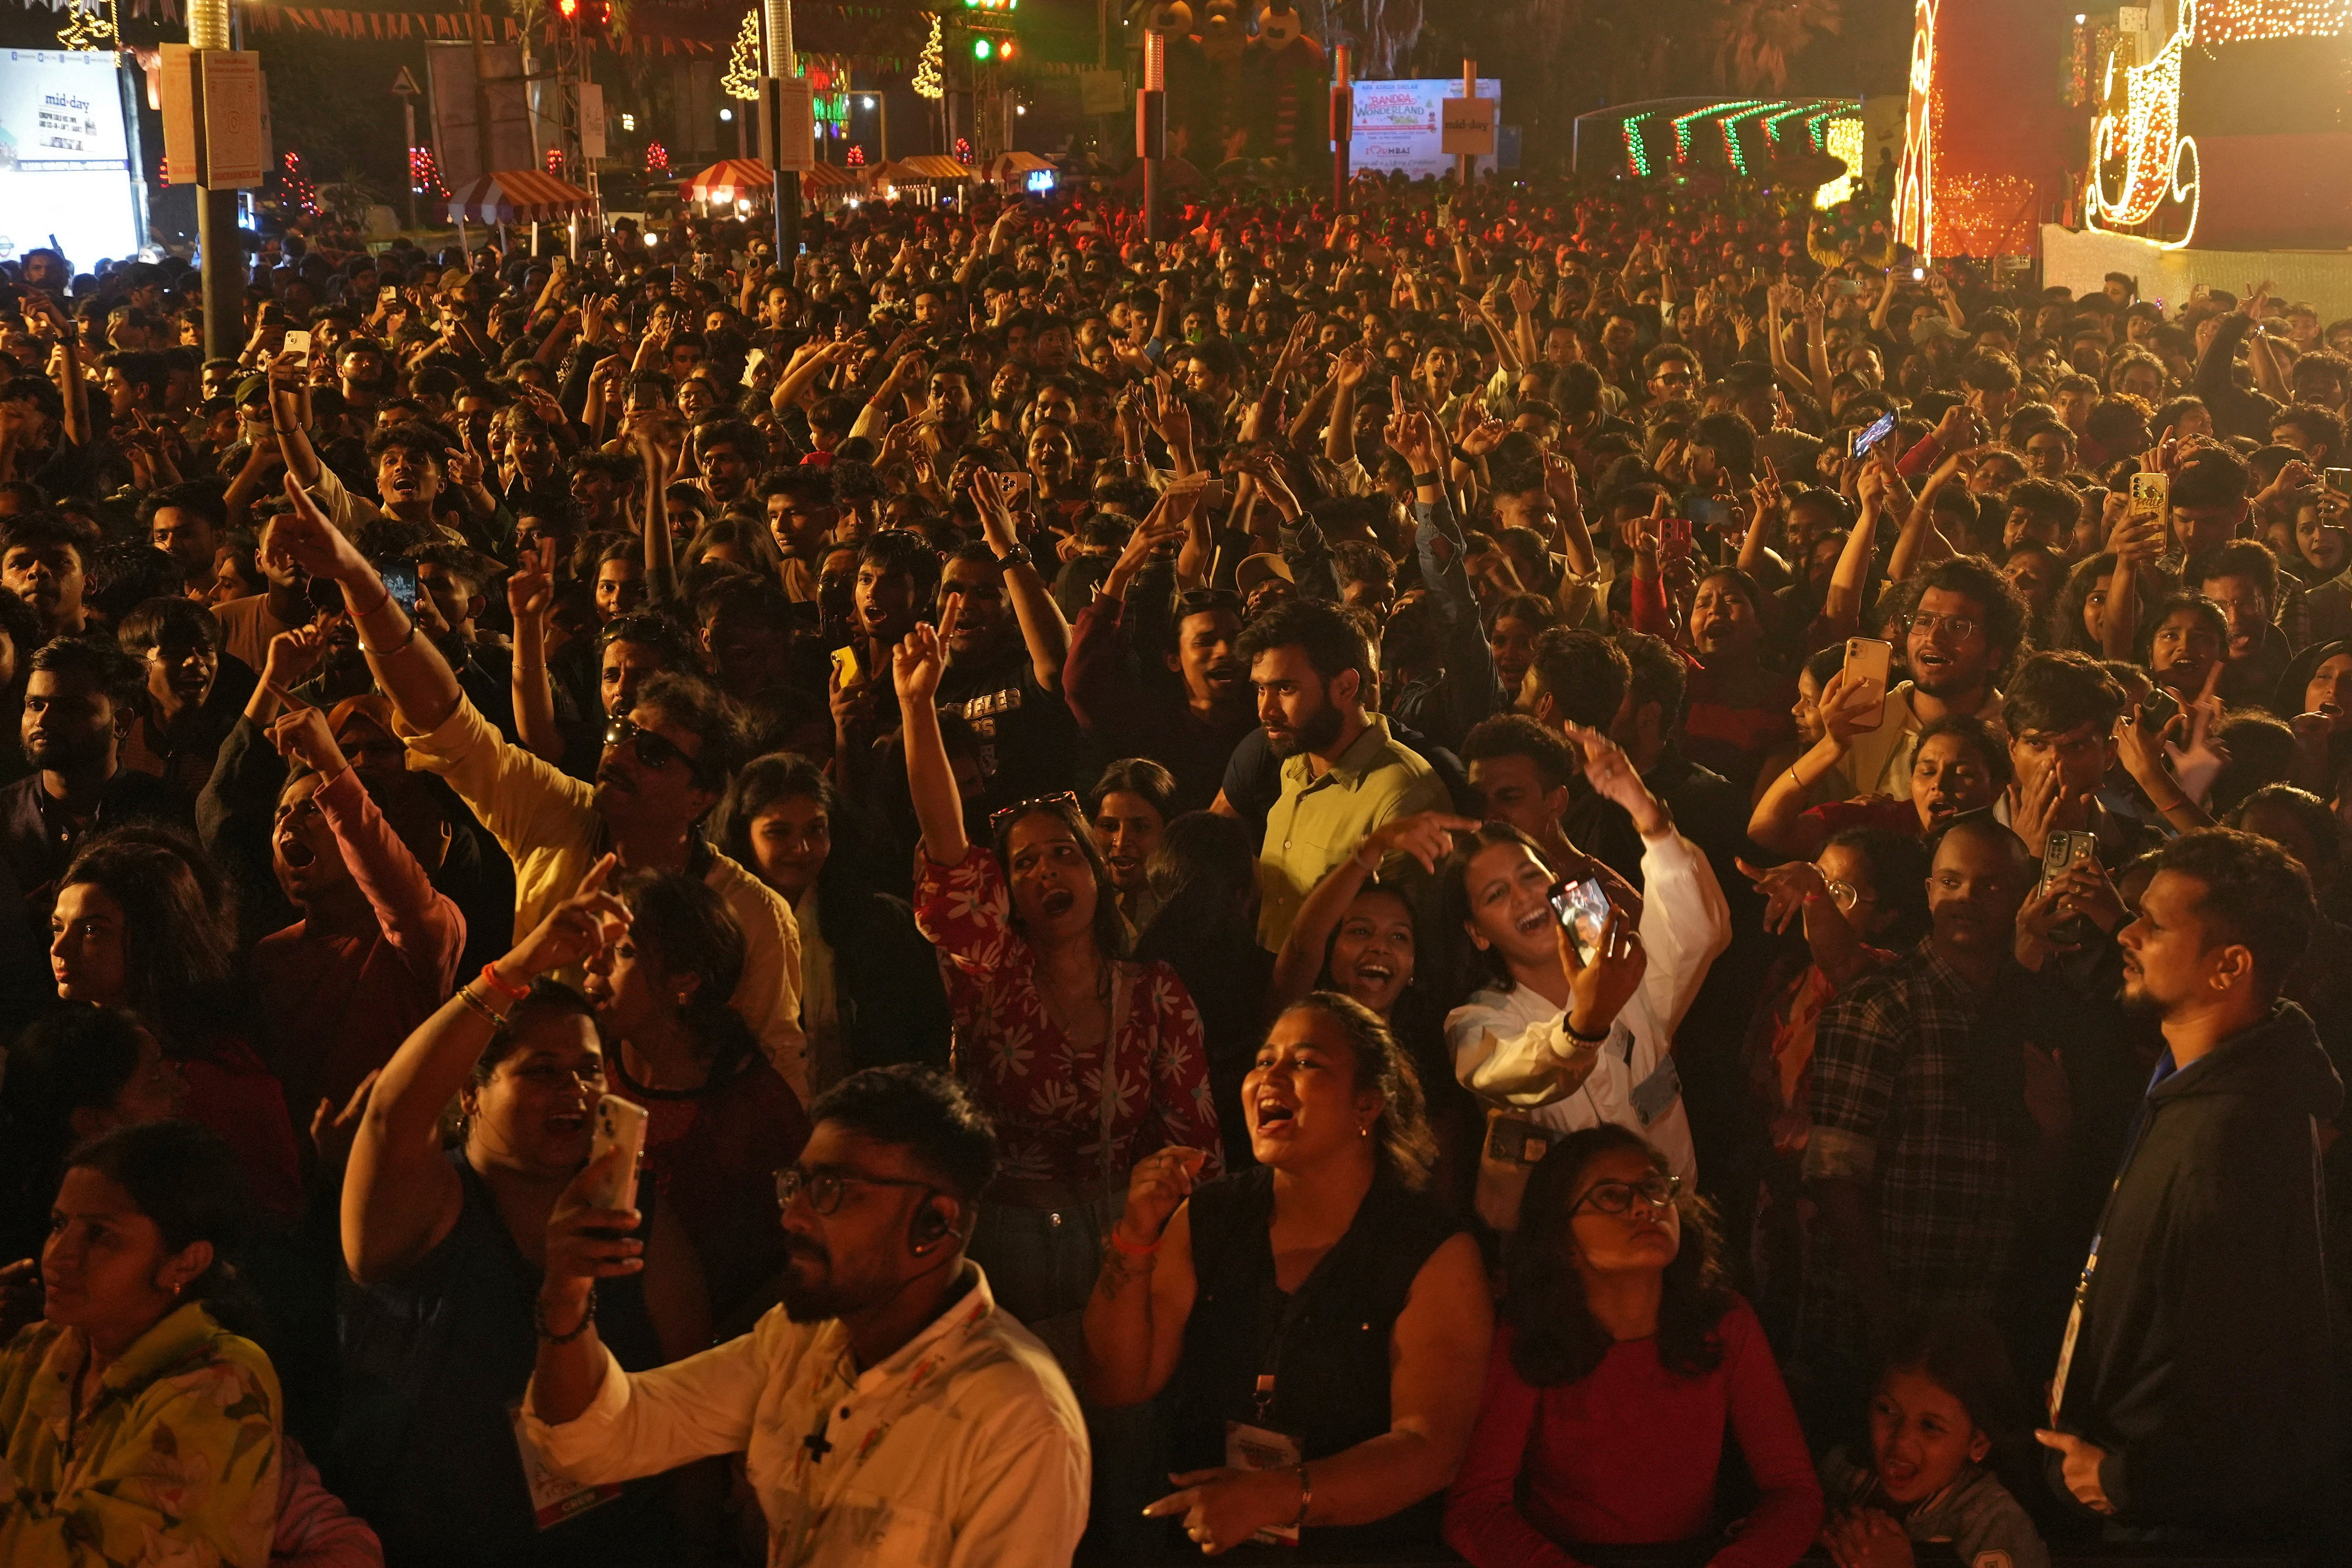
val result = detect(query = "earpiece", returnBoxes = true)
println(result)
[908,1198,956,1254]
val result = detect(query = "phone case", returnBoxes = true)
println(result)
[586,1096,649,1214]
[1842,638,1892,730]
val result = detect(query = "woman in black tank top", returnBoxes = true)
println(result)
[1078,992,1495,1560]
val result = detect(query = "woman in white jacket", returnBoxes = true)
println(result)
[1436,724,1731,1229]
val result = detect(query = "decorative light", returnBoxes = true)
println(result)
[409,145,448,197]
[861,96,876,108]
[2087,0,2200,246]
[545,147,566,174]
[1894,0,1939,252]
[1761,104,1811,145]
[646,139,670,174]
[1815,115,1865,208]
[1716,101,1781,176]
[1670,100,1763,165]
[57,0,118,52]
[720,107,734,122]
[848,144,865,166]
[724,11,761,100]
[2193,0,2349,42]
[1621,111,1659,177]
[281,151,319,217]
[913,15,945,99]
[955,136,973,164]
[620,112,636,132]
[973,36,993,58]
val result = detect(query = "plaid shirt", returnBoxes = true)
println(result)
[1801,940,2031,1334]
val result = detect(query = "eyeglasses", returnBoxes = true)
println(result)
[1903,610,1980,642]
[1573,1173,1681,1215]
[988,790,1082,838]
[603,713,697,775]
[774,1167,938,1217]
[1813,871,1870,911]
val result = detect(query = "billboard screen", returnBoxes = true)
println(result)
[1350,77,1502,180]
[0,50,141,269]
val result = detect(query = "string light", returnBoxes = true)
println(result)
[645,139,670,174]
[2193,0,2349,42]
[1671,100,1763,162]
[1894,0,1938,252]
[410,145,448,197]
[724,11,761,100]
[281,151,318,217]
[914,14,945,100]
[1761,104,1811,145]
[2087,0,2199,244]
[57,0,118,51]
[1814,114,1864,208]
[1716,102,1781,176]
[1621,111,1659,177]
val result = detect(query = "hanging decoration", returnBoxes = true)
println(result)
[724,10,761,99]
[2085,0,2201,247]
[545,147,566,175]
[57,0,120,52]
[847,143,865,165]
[913,12,944,98]
[954,135,973,163]
[2193,0,2351,43]
[646,139,671,173]
[410,145,448,197]
[282,151,319,216]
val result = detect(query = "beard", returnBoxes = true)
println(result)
[778,1241,846,1323]
[1266,701,1344,759]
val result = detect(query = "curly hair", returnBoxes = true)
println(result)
[1504,1124,1733,1387]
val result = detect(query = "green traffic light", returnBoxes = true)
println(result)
[973,36,993,57]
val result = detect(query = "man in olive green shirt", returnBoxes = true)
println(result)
[1239,598,1449,949]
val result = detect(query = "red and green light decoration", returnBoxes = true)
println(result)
[1621,97,1857,181]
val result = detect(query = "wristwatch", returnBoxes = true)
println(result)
[993,543,1032,571]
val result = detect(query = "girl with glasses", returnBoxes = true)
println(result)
[1444,1124,1822,1568]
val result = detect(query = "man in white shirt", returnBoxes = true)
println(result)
[524,1066,1090,1567]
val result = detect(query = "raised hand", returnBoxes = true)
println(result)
[892,600,959,706]
[501,854,631,981]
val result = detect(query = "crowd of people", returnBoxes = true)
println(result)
[0,163,2347,1567]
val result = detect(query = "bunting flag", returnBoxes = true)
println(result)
[235,4,719,51]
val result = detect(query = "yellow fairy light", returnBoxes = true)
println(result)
[1814,114,1865,209]
[1894,0,1938,252]
[2193,0,2349,42]
[913,14,945,100]
[2086,0,2200,245]
[724,12,761,101]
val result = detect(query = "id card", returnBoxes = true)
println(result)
[1484,1112,1554,1168]
[1629,1054,1683,1129]
[510,1400,625,1530]
[1224,1421,1302,1546]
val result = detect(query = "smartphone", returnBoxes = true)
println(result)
[829,643,865,689]
[1547,875,1613,967]
[585,1094,650,1215]
[380,560,419,615]
[1841,637,1892,730]
[2326,467,2352,492]
[2040,830,2101,945]
[1911,266,1927,281]
[282,329,311,364]
[1660,517,1692,553]
[1836,279,1863,297]
[2128,470,2168,523]
[2139,685,2181,730]
[1848,410,1898,459]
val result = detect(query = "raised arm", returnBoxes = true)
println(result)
[893,609,969,867]
[1272,814,1478,1011]
[971,471,1071,693]
[344,858,627,1283]
[506,538,564,764]
[1748,670,1873,857]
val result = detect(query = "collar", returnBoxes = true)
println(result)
[50,1301,222,1401]
[834,1262,997,1396]
[1316,712,1399,787]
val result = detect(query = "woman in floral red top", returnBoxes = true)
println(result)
[895,608,1224,1337]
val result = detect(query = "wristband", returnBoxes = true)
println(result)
[993,543,1032,572]
[1565,1017,1613,1047]
[1411,471,1442,489]
[1108,1224,1162,1258]
[1292,1464,1312,1531]
[481,961,531,1002]
[534,1285,598,1344]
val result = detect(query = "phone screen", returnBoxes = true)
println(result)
[1848,410,1898,459]
[380,561,420,616]
[1548,877,1612,967]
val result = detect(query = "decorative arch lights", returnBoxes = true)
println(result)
[1622,111,1660,177]
[1893,0,1937,252]
[2192,0,2350,41]
[2086,0,2202,248]
[1815,114,1865,208]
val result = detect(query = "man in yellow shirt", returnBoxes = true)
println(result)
[263,476,808,1097]
[1239,597,1449,949]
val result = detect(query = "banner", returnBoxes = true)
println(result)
[1350,76,1499,179]
[0,49,142,267]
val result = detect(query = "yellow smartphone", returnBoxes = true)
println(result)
[829,645,864,688]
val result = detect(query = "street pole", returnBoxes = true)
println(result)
[1140,28,1165,242]
[762,0,800,264]
[188,0,242,357]
[468,0,493,180]
[402,96,420,229]
[878,90,890,162]
[1456,57,1474,191]
[1331,42,1349,213]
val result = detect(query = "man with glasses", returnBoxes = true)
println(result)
[524,1064,1089,1567]
[265,478,811,1097]
[1823,557,2024,800]
[1641,344,1701,412]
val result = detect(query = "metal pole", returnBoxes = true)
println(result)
[403,97,420,230]
[1331,43,1350,213]
[467,0,493,180]
[878,90,888,163]
[763,0,800,264]
[1140,29,1164,242]
[188,0,244,359]
[1456,57,1473,190]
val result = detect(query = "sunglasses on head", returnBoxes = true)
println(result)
[988,790,1082,839]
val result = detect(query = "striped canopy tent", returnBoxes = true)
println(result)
[877,154,977,184]
[802,164,862,202]
[680,159,775,205]
[444,169,596,224]
[987,151,1055,180]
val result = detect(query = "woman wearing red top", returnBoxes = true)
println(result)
[1444,1124,1823,1568]
[582,869,809,1336]
[894,608,1224,1336]
[1631,558,1798,797]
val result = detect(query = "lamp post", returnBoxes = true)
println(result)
[187,0,242,356]
[1332,43,1350,213]
[1140,28,1165,242]
[763,0,800,263]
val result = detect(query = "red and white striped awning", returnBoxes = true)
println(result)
[802,163,860,192]
[680,159,776,202]
[445,170,598,224]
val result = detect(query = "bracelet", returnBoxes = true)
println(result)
[1292,1463,1312,1531]
[1108,1224,1162,1258]
[535,1285,598,1344]
[1411,471,1442,489]
[1565,1018,1613,1047]
[455,985,511,1030]
[480,961,531,1002]
[356,619,417,659]
[1352,843,1381,874]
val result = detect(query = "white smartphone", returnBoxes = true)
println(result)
[282,329,312,365]
[586,1095,649,1215]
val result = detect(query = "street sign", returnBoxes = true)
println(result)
[390,66,421,98]
[1078,69,1125,117]
[160,45,267,187]
[1439,94,1495,157]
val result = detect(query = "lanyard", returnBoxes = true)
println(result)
[2048,1048,2176,1423]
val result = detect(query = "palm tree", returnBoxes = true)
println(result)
[1713,0,1843,92]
